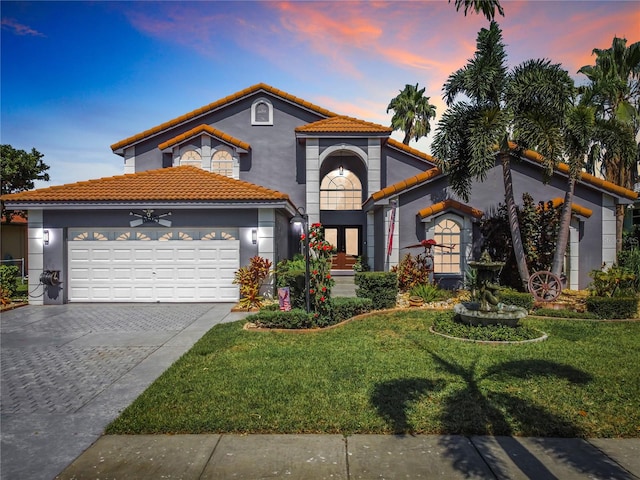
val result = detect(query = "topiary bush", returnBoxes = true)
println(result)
[585,296,639,319]
[355,271,398,310]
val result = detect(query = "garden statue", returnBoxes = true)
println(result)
[454,251,528,326]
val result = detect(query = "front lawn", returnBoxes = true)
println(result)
[107,311,640,438]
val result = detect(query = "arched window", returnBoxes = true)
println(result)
[211,150,234,177]
[433,217,461,273]
[320,168,362,210]
[180,149,201,168]
[251,98,273,125]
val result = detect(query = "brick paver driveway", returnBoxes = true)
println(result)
[0,303,247,480]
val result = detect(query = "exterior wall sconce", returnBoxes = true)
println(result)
[252,229,257,244]
[43,230,50,246]
[339,165,344,176]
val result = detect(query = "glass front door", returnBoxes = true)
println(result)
[324,226,360,269]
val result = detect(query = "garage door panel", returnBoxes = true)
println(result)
[68,239,239,302]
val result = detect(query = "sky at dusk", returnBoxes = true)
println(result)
[2,0,639,188]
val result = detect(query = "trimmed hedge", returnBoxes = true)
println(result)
[585,296,639,319]
[355,272,398,310]
[498,290,535,310]
[330,297,373,323]
[250,297,374,329]
[250,309,315,329]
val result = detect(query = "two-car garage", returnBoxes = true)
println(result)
[67,230,240,303]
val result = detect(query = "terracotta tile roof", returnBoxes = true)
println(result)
[1,166,290,204]
[387,139,436,164]
[158,124,250,151]
[295,116,392,134]
[370,168,443,202]
[512,142,638,201]
[418,199,484,220]
[547,197,593,218]
[111,83,337,152]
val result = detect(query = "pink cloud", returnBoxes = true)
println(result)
[1,18,45,37]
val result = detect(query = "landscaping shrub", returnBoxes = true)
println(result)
[330,297,373,323]
[250,309,315,329]
[618,247,640,292]
[355,271,397,310]
[588,266,636,297]
[233,256,273,310]
[393,250,431,292]
[0,265,19,299]
[586,296,639,319]
[409,282,451,303]
[275,268,306,310]
[498,289,534,310]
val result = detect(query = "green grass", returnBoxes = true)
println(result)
[106,310,640,438]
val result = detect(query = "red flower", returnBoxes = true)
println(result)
[313,270,318,275]
[309,288,315,294]
[326,274,331,279]
[320,296,326,302]
[321,286,327,292]
[300,234,306,240]
[312,223,321,228]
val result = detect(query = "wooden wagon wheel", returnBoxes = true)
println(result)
[528,270,562,302]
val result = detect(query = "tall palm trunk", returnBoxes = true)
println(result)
[552,176,575,276]
[500,152,530,289]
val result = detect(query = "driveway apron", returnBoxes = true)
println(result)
[0,303,247,480]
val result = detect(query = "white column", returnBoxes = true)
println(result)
[367,138,381,196]
[258,209,276,296]
[602,195,616,269]
[27,210,44,305]
[569,218,580,290]
[124,147,135,173]
[384,201,400,271]
[201,135,212,171]
[305,138,320,224]
[367,211,375,271]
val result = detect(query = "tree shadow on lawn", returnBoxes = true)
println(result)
[370,352,628,478]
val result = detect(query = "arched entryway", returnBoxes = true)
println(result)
[319,149,367,270]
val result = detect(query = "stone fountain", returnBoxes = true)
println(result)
[454,251,528,327]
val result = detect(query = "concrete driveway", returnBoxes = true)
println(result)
[0,303,247,480]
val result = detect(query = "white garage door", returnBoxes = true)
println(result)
[68,240,240,302]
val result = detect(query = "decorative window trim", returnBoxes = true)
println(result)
[432,214,462,275]
[320,168,363,210]
[251,98,273,126]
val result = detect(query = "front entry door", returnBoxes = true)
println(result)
[324,226,360,269]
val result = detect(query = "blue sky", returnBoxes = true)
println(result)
[2,1,639,188]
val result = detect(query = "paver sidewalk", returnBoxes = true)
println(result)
[0,304,247,480]
[56,433,640,479]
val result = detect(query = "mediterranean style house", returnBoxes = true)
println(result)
[3,83,637,304]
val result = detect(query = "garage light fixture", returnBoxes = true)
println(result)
[252,229,257,244]
[43,230,50,245]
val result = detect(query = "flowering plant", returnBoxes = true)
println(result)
[300,223,335,319]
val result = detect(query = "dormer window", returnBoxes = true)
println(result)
[180,149,202,168]
[251,98,273,125]
[212,150,234,177]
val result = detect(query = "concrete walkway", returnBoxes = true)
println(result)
[56,433,640,479]
[3,303,640,480]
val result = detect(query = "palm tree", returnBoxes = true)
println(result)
[386,83,437,145]
[450,0,504,21]
[578,36,640,254]
[551,105,595,276]
[432,22,574,289]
